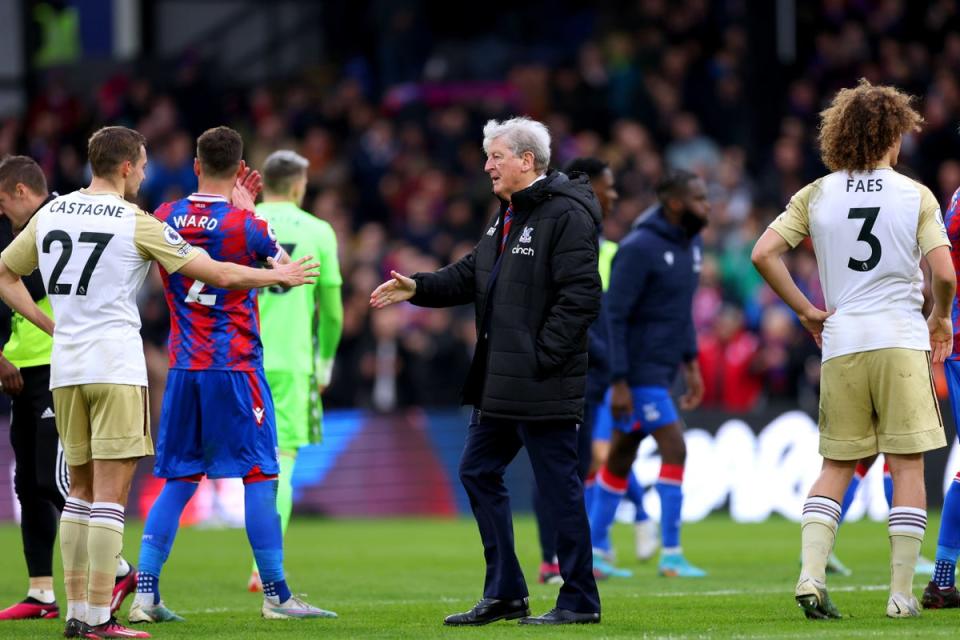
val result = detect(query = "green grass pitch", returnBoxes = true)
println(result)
[0,514,958,638]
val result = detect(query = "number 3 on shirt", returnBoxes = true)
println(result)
[185,278,216,306]
[847,207,882,272]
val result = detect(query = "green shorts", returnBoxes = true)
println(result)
[266,370,323,451]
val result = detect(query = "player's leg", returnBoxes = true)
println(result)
[796,352,874,619]
[84,384,152,637]
[589,417,640,578]
[827,454,877,578]
[648,416,705,578]
[250,371,307,592]
[924,358,960,608]
[131,369,203,623]
[0,374,61,620]
[129,477,197,623]
[243,470,333,619]
[884,453,927,617]
[583,399,660,560]
[585,397,614,519]
[839,456,876,520]
[882,459,894,506]
[50,385,97,636]
[248,450,296,592]
[626,466,656,560]
[237,370,335,619]
[878,455,936,576]
[796,457,853,619]
[925,468,960,608]
[873,348,946,618]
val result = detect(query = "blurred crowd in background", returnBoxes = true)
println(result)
[4,0,960,416]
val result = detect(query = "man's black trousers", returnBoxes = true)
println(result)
[9,365,67,578]
[458,409,600,614]
[533,400,595,563]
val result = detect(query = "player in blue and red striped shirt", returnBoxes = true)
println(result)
[130,127,336,624]
[922,186,960,608]
[158,190,278,372]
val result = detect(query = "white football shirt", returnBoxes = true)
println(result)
[769,167,950,362]
[0,190,198,388]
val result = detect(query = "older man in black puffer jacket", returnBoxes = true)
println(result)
[371,116,601,626]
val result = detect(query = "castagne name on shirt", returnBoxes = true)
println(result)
[50,199,125,217]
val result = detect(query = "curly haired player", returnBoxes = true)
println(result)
[753,79,954,619]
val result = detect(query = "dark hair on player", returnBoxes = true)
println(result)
[0,155,47,195]
[87,126,146,177]
[818,79,923,173]
[655,168,698,203]
[197,126,244,179]
[563,157,608,180]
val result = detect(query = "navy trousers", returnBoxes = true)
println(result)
[533,400,595,562]
[458,410,601,614]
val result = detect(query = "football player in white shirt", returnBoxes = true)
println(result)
[752,80,955,620]
[0,126,318,638]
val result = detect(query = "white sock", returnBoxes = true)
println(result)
[116,556,131,578]
[66,601,87,623]
[662,546,682,555]
[27,588,55,604]
[133,592,154,607]
[87,604,110,627]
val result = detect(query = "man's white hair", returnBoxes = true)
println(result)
[482,116,551,173]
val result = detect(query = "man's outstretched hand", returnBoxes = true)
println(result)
[266,255,320,288]
[370,271,416,308]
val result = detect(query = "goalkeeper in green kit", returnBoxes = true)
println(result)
[247,150,343,592]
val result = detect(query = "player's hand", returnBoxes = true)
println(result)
[0,356,23,395]
[799,306,833,349]
[232,167,262,212]
[609,381,633,421]
[267,255,319,288]
[679,361,704,410]
[928,313,953,364]
[370,271,416,308]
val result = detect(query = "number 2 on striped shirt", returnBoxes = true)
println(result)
[185,278,216,306]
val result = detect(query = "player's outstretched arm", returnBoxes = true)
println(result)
[0,261,53,337]
[179,252,319,290]
[751,228,832,348]
[924,245,956,363]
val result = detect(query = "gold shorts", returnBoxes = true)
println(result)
[818,348,946,460]
[52,384,153,466]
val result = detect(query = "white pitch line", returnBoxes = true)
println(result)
[175,584,892,613]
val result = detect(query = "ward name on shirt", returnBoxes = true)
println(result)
[170,213,219,231]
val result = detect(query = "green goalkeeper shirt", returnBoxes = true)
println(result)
[256,202,343,380]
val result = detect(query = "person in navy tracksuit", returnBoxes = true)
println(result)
[587,168,710,578]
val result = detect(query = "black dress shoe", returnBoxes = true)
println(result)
[519,608,601,625]
[443,597,530,626]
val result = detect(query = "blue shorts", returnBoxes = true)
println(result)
[592,385,679,442]
[944,360,960,443]
[154,369,279,479]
